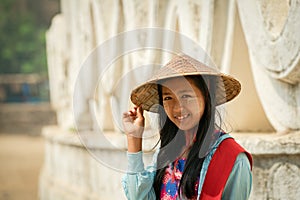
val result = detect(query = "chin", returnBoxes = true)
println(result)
[178,126,193,131]
[177,124,199,132]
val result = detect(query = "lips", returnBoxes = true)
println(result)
[175,114,189,120]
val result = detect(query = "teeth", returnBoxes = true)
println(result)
[176,114,189,120]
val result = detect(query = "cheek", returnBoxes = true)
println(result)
[189,100,205,120]
[195,111,204,122]
[198,103,205,114]
[165,108,174,120]
[188,100,204,113]
[197,97,205,112]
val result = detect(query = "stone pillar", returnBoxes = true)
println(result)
[46,14,72,130]
[236,0,300,132]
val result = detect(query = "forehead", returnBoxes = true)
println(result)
[160,76,198,93]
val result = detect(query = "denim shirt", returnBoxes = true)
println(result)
[122,134,252,200]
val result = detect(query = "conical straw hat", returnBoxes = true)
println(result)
[130,54,241,112]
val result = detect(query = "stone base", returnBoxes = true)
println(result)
[39,126,130,200]
[39,126,300,200]
[233,132,300,200]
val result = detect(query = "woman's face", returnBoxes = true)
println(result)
[161,77,205,133]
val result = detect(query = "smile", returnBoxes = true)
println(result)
[175,114,190,120]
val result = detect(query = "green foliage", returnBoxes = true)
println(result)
[0,0,48,75]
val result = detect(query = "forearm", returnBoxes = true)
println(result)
[122,151,157,200]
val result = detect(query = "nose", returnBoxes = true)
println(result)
[173,98,184,112]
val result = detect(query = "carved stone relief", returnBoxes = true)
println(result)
[268,163,300,200]
[237,0,300,132]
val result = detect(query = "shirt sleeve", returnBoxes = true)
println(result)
[222,153,252,200]
[122,151,157,200]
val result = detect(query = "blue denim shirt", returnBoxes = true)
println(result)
[122,134,252,200]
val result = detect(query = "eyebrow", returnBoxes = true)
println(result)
[162,91,172,95]
[178,89,193,94]
[162,89,194,95]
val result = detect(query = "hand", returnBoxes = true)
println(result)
[122,106,145,152]
[122,106,145,137]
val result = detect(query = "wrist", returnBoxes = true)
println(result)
[127,135,142,153]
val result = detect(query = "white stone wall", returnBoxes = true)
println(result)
[46,0,283,133]
[39,127,300,200]
[39,126,155,200]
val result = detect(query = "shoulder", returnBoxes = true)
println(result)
[208,132,232,154]
[236,153,251,164]
[206,132,253,175]
[219,135,253,169]
[233,153,252,172]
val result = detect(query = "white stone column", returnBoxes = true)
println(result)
[46,14,73,130]
[236,0,300,132]
[90,0,122,131]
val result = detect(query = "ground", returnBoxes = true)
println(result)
[0,134,44,200]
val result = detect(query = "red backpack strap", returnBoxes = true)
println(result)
[200,138,252,200]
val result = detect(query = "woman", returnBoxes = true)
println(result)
[122,54,252,200]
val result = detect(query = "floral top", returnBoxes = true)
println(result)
[160,158,199,200]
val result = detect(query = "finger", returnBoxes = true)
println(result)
[124,111,132,116]
[123,112,132,118]
[136,106,144,118]
[130,108,137,115]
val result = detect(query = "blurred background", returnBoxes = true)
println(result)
[1,0,300,200]
[0,0,59,199]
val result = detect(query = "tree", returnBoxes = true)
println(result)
[0,0,58,75]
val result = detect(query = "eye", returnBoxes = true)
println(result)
[181,94,192,99]
[163,96,172,101]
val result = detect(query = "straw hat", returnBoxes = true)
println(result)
[130,54,241,112]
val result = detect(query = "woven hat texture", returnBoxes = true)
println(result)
[130,54,241,112]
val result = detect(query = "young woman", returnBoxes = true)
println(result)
[122,54,252,200]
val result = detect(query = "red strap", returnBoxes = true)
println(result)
[200,138,252,200]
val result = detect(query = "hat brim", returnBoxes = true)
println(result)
[130,54,241,112]
[130,73,241,112]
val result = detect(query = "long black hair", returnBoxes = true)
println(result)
[153,75,217,199]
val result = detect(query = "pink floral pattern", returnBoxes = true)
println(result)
[160,158,199,200]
